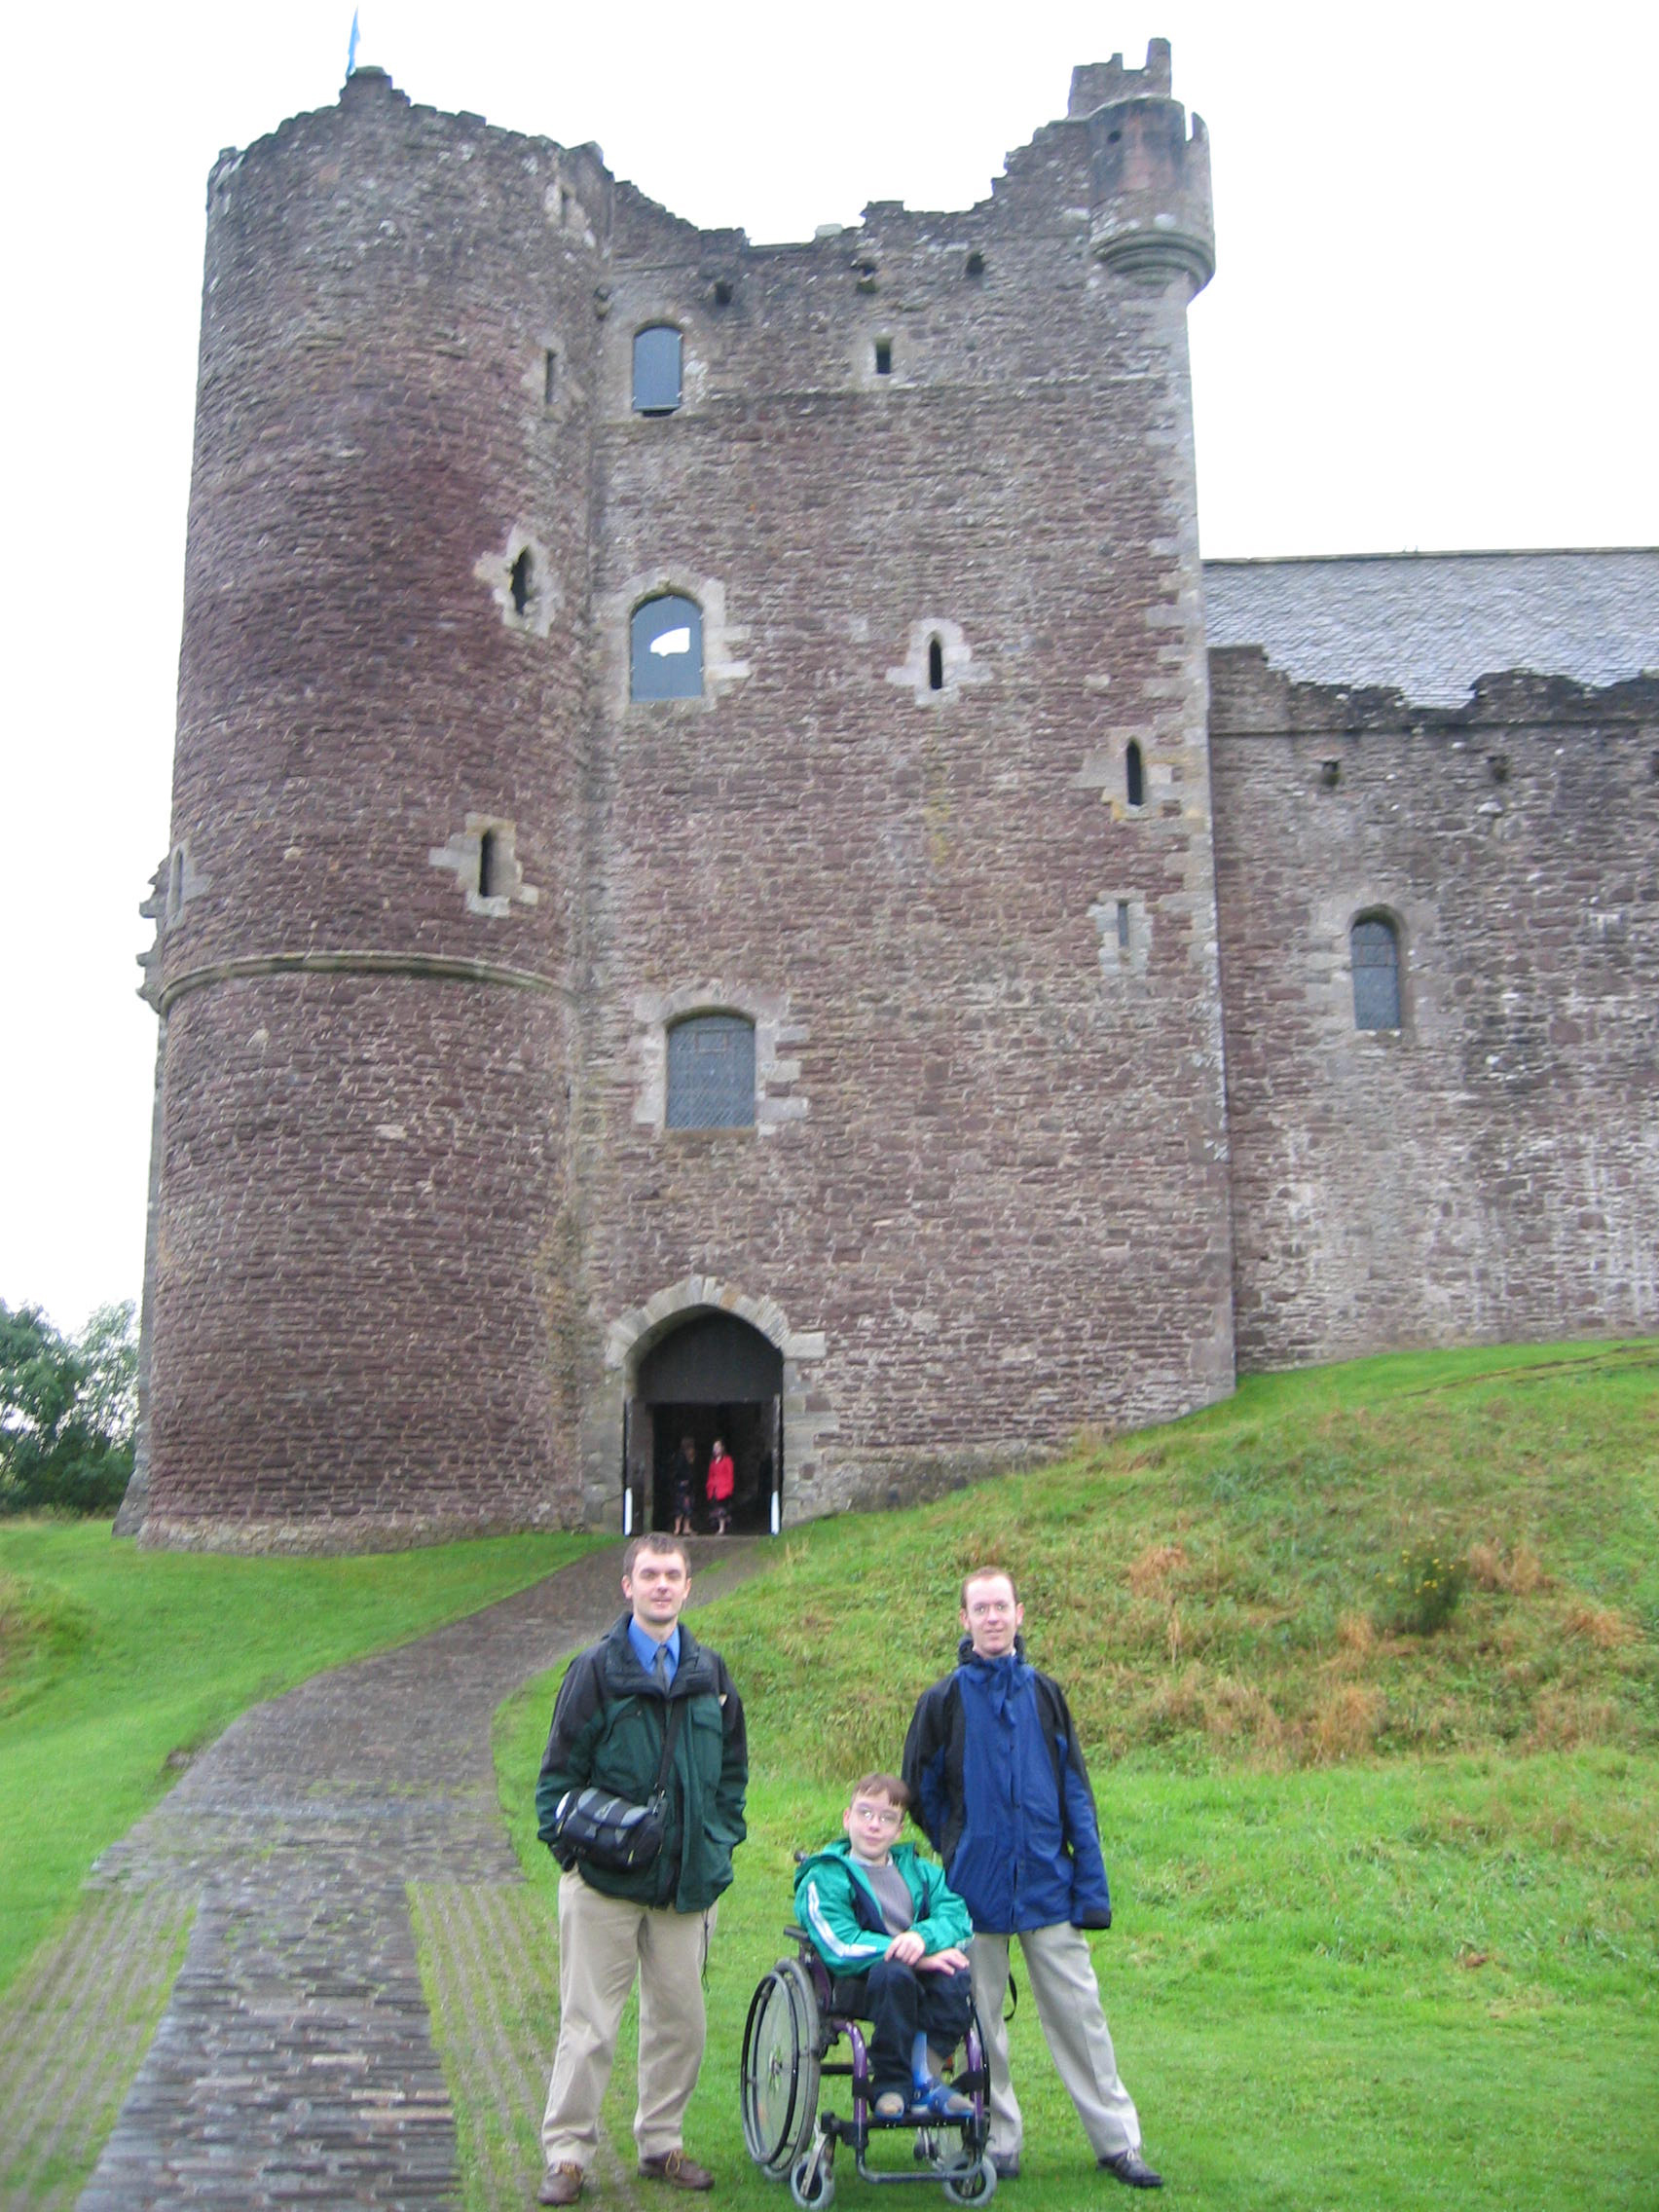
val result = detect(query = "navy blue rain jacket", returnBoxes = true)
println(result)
[903,1637,1112,1936]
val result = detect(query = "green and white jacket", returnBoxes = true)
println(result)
[793,1837,973,1975]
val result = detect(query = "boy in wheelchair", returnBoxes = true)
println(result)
[794,1774,977,2121]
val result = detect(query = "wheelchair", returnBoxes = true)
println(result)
[740,1921,997,2209]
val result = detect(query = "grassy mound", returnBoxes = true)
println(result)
[0,1568,92,1716]
[713,1339,1658,1777]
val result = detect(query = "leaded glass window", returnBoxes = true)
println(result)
[633,325,682,415]
[1351,915,1401,1031]
[631,595,703,700]
[666,1014,756,1129]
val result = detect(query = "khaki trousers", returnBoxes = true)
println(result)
[541,1868,717,2168]
[969,1924,1142,2161]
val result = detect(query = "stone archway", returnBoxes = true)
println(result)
[588,1278,832,1532]
[636,1310,783,1535]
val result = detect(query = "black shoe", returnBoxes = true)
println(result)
[990,2151,1020,2180]
[1100,2149,1162,2190]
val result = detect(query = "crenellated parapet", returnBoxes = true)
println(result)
[1070,39,1214,294]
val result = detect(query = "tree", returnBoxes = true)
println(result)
[0,1302,137,1517]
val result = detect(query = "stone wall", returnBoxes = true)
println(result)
[573,68,1235,1518]
[1211,648,1659,1370]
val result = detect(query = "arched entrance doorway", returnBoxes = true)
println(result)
[630,1309,783,1536]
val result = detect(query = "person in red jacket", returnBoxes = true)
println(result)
[705,1438,734,1534]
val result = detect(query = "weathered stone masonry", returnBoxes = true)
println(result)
[1211,650,1658,1371]
[124,45,1658,1549]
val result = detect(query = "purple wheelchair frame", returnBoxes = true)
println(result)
[741,1919,997,2209]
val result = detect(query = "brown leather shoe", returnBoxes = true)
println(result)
[638,2149,715,2191]
[537,2163,583,2205]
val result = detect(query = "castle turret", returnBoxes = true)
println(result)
[1071,39,1215,294]
[132,69,610,1545]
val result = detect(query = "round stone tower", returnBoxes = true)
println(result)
[130,70,608,1545]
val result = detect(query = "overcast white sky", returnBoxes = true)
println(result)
[2,0,1654,1336]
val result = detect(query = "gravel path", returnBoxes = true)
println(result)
[0,1538,757,2212]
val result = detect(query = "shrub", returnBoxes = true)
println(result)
[1384,1542,1468,1636]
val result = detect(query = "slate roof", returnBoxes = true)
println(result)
[1200,549,1659,709]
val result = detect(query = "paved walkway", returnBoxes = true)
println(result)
[14,1538,758,2212]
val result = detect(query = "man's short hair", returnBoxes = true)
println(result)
[848,1772,910,1812]
[960,1566,1019,1608]
[624,1533,691,1578]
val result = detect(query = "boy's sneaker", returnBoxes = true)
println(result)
[913,2078,973,2120]
[874,2091,908,2119]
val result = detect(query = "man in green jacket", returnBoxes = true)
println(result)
[794,1774,974,2119]
[535,1535,747,2205]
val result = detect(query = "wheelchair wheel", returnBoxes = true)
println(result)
[741,1957,821,2177]
[941,2155,997,2207]
[790,2145,835,2209]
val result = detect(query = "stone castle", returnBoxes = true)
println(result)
[120,43,1659,1549]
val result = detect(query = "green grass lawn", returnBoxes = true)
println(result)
[485,1341,1658,2211]
[0,1519,604,1994]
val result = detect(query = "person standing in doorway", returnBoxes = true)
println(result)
[672,1434,698,1536]
[535,1535,748,2204]
[705,1436,734,1535]
[902,1568,1161,2190]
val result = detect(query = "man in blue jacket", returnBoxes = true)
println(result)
[903,1569,1161,2190]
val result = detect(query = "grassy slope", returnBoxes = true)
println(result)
[493,1342,1658,2211]
[0,1521,605,1995]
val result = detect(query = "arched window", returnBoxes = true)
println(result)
[1351,914,1401,1031]
[631,595,704,700]
[666,1014,756,1129]
[927,637,944,691]
[633,325,682,415]
[1125,740,1145,808]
